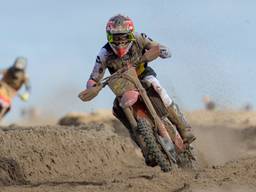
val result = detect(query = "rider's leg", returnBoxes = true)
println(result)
[142,75,196,144]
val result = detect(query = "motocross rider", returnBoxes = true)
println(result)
[0,57,31,119]
[79,14,195,144]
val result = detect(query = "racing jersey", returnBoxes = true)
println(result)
[88,32,171,83]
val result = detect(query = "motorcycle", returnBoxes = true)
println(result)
[0,81,19,121]
[79,66,196,172]
[0,89,11,121]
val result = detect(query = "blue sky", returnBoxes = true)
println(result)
[0,0,255,121]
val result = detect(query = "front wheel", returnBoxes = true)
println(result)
[137,118,172,172]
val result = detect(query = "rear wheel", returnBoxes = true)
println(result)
[137,118,172,172]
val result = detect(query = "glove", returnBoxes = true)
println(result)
[20,92,30,101]
[78,84,102,102]
[87,79,97,89]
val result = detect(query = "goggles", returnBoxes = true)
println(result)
[107,33,135,44]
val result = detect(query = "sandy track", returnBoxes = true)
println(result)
[0,111,256,191]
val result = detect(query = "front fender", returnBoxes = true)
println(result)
[120,90,139,108]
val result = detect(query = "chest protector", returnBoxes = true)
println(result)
[105,40,145,75]
[2,68,26,91]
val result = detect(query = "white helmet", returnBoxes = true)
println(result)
[13,56,27,70]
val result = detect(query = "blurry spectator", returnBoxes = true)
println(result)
[202,96,216,111]
[243,103,253,111]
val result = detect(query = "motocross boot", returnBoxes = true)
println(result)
[166,102,196,144]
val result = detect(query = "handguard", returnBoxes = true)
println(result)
[78,84,102,102]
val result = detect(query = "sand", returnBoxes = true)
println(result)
[0,110,256,192]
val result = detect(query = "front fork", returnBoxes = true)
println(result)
[122,106,146,151]
[122,107,137,129]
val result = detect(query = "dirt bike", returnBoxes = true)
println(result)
[79,66,196,172]
[0,84,11,122]
[0,100,10,121]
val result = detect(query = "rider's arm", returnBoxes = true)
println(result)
[87,47,108,88]
[24,75,31,93]
[0,69,7,76]
[18,74,31,102]
[136,33,171,63]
